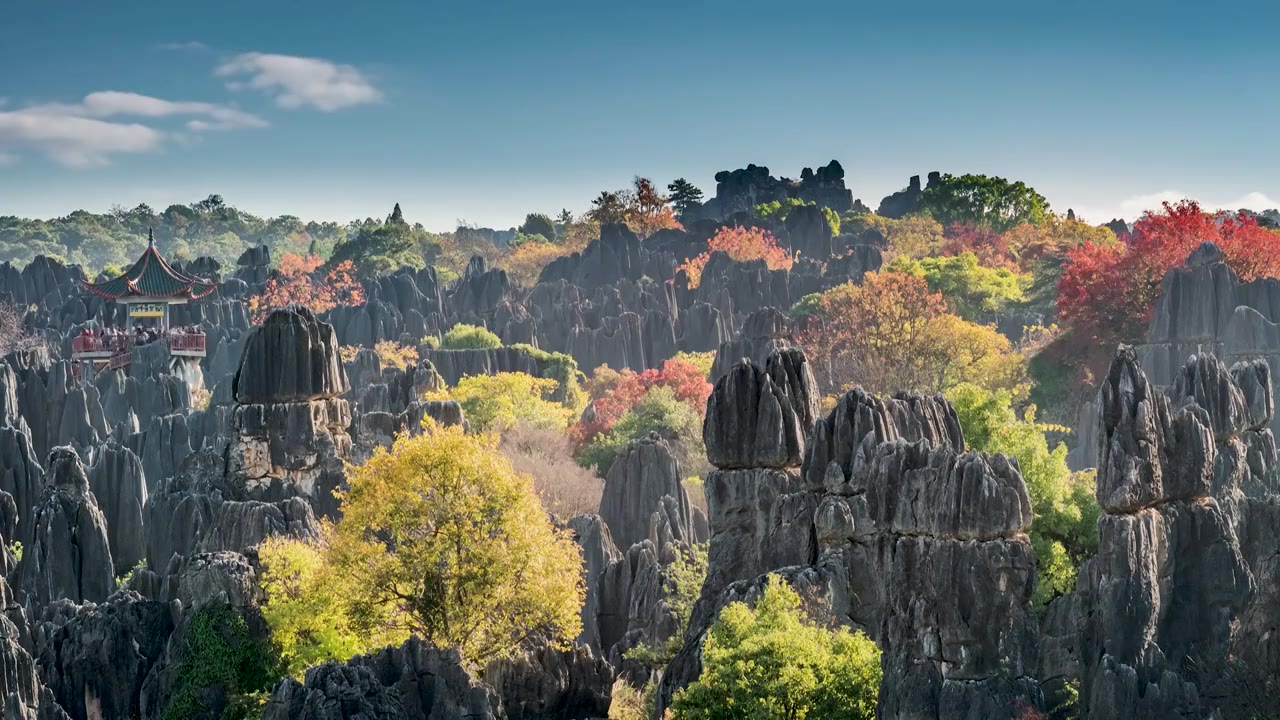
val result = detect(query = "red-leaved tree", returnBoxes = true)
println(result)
[1058,200,1280,344]
[248,253,365,324]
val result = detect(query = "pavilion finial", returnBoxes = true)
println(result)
[148,227,155,247]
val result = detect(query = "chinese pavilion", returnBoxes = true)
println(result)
[72,230,212,374]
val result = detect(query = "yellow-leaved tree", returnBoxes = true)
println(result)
[260,424,584,676]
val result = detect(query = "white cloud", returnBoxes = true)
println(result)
[216,52,382,111]
[0,108,163,167]
[157,41,207,52]
[0,90,265,167]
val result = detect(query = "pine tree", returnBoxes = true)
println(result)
[667,178,705,217]
[388,203,406,226]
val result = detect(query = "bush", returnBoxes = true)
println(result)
[440,323,502,350]
[420,334,441,349]
[671,576,881,720]
[427,372,573,433]
[510,343,585,410]
[499,421,603,520]
[260,424,585,668]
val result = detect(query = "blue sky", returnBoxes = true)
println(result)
[2,0,1279,229]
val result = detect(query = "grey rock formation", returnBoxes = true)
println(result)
[35,589,174,720]
[0,427,44,548]
[234,307,349,404]
[483,636,613,720]
[263,636,502,720]
[0,575,71,720]
[18,447,114,605]
[661,349,1044,719]
[703,349,819,469]
[598,435,694,552]
[1077,347,1254,719]
[87,443,147,576]
[1073,243,1280,471]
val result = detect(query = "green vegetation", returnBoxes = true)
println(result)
[259,425,584,669]
[917,173,1050,232]
[161,606,281,720]
[947,383,1100,606]
[518,213,556,242]
[426,372,573,433]
[624,544,707,671]
[889,252,1029,320]
[671,576,881,720]
[754,198,840,235]
[510,342,585,409]
[440,323,503,350]
[326,204,432,276]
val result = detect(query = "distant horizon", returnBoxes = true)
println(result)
[3,170,1278,234]
[5,0,1280,230]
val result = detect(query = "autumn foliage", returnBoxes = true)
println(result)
[679,226,794,288]
[247,253,364,323]
[797,271,1027,397]
[1058,200,1280,343]
[570,357,713,452]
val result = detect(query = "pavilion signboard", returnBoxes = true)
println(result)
[129,302,166,318]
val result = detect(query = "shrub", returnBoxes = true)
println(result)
[420,334,441,349]
[440,323,502,350]
[374,339,418,370]
[679,226,794,288]
[671,576,881,720]
[499,422,603,520]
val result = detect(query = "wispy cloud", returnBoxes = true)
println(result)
[0,108,163,167]
[0,91,265,167]
[157,41,208,52]
[216,52,383,111]
[72,90,267,130]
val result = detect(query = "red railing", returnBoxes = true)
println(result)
[168,334,206,353]
[72,331,206,357]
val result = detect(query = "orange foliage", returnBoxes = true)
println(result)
[679,226,794,288]
[248,253,365,324]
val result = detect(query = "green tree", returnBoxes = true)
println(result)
[518,213,556,242]
[260,425,585,668]
[327,204,422,275]
[671,576,881,720]
[917,173,1050,232]
[388,202,406,225]
[426,372,573,433]
[667,178,705,217]
[889,252,1030,321]
[440,323,502,349]
[946,383,1100,606]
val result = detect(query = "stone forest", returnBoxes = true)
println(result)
[1,164,1280,720]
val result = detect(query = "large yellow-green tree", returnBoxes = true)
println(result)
[260,424,584,674]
